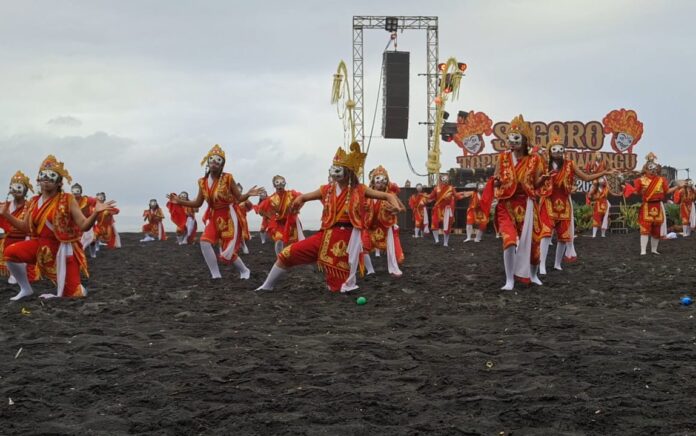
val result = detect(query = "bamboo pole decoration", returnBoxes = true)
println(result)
[331,61,357,146]
[427,57,464,176]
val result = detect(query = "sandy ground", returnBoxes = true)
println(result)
[2,231,696,435]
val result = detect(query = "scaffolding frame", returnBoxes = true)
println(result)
[352,16,439,185]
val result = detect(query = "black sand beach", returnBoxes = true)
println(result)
[2,232,696,435]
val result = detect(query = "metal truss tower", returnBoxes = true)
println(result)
[352,16,439,184]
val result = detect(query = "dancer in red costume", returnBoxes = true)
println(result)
[92,192,121,255]
[167,191,198,245]
[623,153,680,255]
[70,183,97,252]
[672,179,696,237]
[141,199,166,242]
[254,191,270,245]
[537,134,612,275]
[363,165,403,277]
[167,144,264,279]
[428,173,466,247]
[258,175,304,255]
[1,155,115,300]
[584,152,614,238]
[0,171,37,285]
[256,142,404,292]
[587,177,615,238]
[236,183,254,254]
[408,183,430,238]
[463,182,489,243]
[493,115,548,290]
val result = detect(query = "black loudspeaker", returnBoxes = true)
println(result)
[382,51,410,139]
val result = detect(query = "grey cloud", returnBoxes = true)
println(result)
[47,115,82,127]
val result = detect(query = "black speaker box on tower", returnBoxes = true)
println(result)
[382,51,410,139]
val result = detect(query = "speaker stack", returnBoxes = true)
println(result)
[382,51,410,139]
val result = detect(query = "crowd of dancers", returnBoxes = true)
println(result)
[1,115,693,300]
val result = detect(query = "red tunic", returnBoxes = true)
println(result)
[278,183,367,292]
[260,190,302,244]
[627,175,668,237]
[466,192,489,230]
[494,151,544,266]
[94,208,120,248]
[197,172,242,262]
[428,184,456,232]
[4,193,87,297]
[0,200,36,279]
[142,208,166,240]
[408,192,429,229]
[538,160,575,242]
[673,187,696,227]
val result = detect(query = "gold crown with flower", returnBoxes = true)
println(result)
[508,114,535,144]
[200,144,226,166]
[368,165,389,181]
[10,170,34,192]
[39,155,72,183]
[545,133,564,150]
[333,141,367,175]
[642,152,660,173]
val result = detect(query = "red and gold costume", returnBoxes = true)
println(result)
[142,207,166,240]
[278,143,368,292]
[363,174,404,266]
[495,151,543,258]
[408,190,430,234]
[75,195,96,217]
[259,189,303,244]
[0,171,37,280]
[428,182,456,234]
[94,207,121,248]
[494,115,545,285]
[235,200,254,242]
[254,198,271,236]
[198,165,243,263]
[589,182,611,229]
[466,190,489,231]
[673,185,696,231]
[74,193,97,248]
[625,173,669,238]
[4,157,88,297]
[538,160,576,243]
[584,151,607,176]
[167,201,198,244]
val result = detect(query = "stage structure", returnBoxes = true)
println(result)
[352,16,439,185]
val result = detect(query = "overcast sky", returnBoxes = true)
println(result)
[1,0,694,231]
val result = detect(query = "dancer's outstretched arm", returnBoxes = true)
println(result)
[71,197,117,231]
[167,188,204,208]
[291,189,322,213]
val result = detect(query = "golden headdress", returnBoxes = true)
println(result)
[454,111,493,139]
[10,170,34,192]
[333,141,367,175]
[546,133,564,150]
[602,109,643,142]
[508,114,535,144]
[39,155,72,183]
[200,144,226,166]
[368,165,389,181]
[642,152,660,173]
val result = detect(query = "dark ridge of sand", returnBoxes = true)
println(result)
[2,232,696,435]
